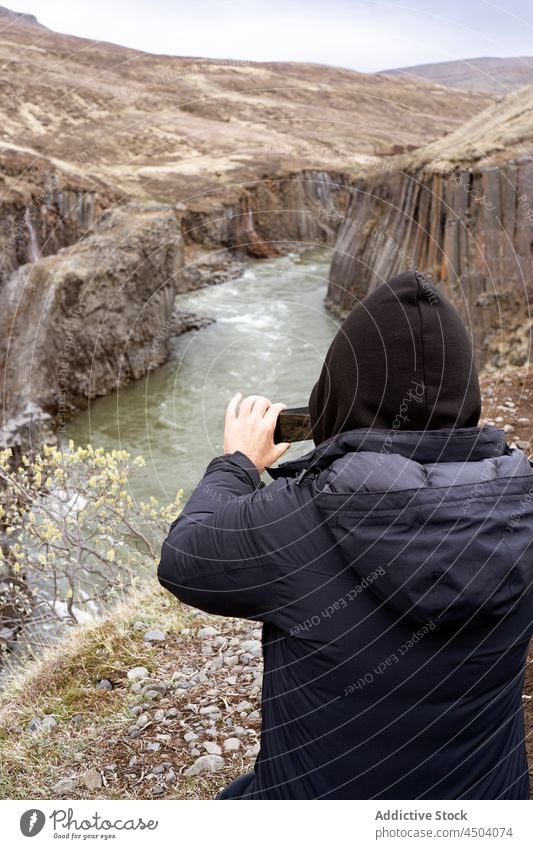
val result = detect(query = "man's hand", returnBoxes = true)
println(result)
[224,392,291,473]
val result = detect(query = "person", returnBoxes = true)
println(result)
[157,270,533,799]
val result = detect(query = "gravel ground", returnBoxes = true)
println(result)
[43,614,264,800]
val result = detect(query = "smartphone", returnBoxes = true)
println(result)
[274,406,311,443]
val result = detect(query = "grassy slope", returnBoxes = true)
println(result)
[0,585,260,800]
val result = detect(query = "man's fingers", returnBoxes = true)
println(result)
[225,392,243,420]
[272,442,291,461]
[240,394,272,417]
[265,402,288,430]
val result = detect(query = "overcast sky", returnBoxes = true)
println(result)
[4,0,533,72]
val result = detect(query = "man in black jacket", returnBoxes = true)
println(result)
[158,271,533,799]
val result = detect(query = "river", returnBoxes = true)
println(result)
[0,248,340,681]
[65,248,340,503]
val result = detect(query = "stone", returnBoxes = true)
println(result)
[184,754,225,776]
[184,731,199,744]
[198,626,219,638]
[52,777,78,796]
[136,713,150,728]
[223,737,241,752]
[178,251,245,292]
[199,705,220,715]
[240,640,262,654]
[235,701,254,713]
[127,666,149,681]
[146,742,161,752]
[143,629,167,642]
[203,741,222,756]
[143,690,162,700]
[80,768,102,791]
[27,715,58,733]
[96,678,113,691]
[152,765,165,775]
[152,784,165,795]
[141,682,167,695]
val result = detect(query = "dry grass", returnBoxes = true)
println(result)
[0,586,189,798]
[0,585,260,800]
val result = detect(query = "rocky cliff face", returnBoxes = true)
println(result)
[0,151,114,288]
[180,170,351,255]
[1,205,183,449]
[327,86,533,366]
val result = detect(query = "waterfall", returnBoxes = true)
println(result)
[24,207,40,262]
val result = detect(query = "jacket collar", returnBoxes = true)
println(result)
[266,425,509,480]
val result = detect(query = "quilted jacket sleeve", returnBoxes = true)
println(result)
[157,451,287,622]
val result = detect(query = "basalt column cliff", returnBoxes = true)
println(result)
[327,86,533,366]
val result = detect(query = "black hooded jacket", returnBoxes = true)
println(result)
[158,271,533,799]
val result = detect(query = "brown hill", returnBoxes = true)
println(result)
[0,8,492,203]
[0,7,494,450]
[380,56,533,95]
[0,4,46,29]
[413,82,533,166]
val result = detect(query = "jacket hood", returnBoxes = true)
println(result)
[267,426,533,628]
[308,270,481,445]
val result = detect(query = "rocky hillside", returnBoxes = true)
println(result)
[0,204,185,448]
[381,56,533,94]
[0,7,490,200]
[0,4,44,29]
[0,6,493,451]
[0,585,264,800]
[327,84,533,367]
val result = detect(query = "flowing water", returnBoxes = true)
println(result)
[1,249,340,680]
[65,248,341,503]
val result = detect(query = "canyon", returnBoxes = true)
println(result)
[1,5,532,453]
[0,5,494,450]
